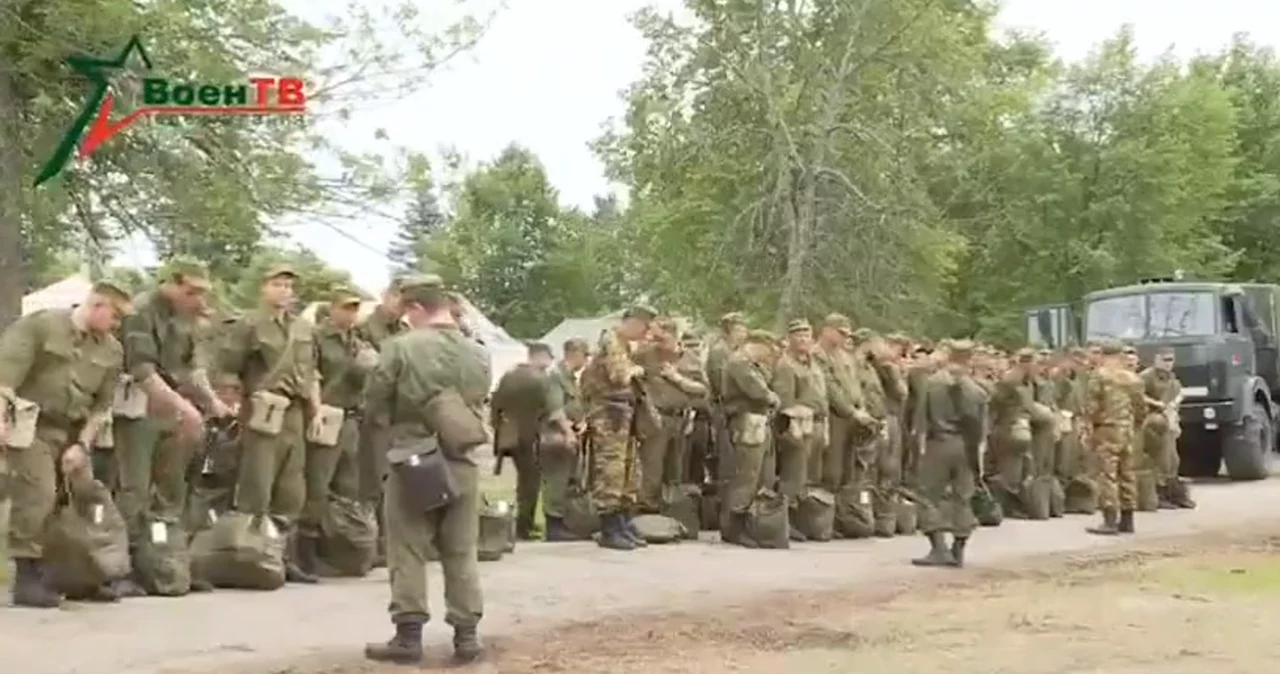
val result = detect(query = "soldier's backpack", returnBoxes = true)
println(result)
[1136,470,1159,512]
[631,514,686,544]
[872,489,898,537]
[660,483,701,540]
[744,488,789,549]
[1064,475,1098,514]
[193,512,285,590]
[834,485,875,538]
[894,492,919,535]
[478,499,515,561]
[318,496,378,576]
[1048,476,1066,517]
[562,484,598,540]
[43,481,129,598]
[135,519,192,596]
[1022,476,1052,520]
[795,487,835,541]
[971,483,1004,527]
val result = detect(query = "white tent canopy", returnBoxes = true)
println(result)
[23,275,92,315]
[539,311,624,360]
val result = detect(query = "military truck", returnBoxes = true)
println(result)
[1028,280,1280,480]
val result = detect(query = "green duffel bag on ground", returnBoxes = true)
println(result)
[972,483,1004,527]
[894,493,919,535]
[1021,476,1052,520]
[136,519,192,596]
[660,483,701,540]
[43,481,129,598]
[795,487,835,541]
[1064,475,1098,514]
[872,488,898,537]
[478,499,515,561]
[318,496,378,576]
[1136,470,1159,512]
[744,488,789,549]
[1048,476,1066,518]
[631,513,686,543]
[834,485,874,539]
[196,512,285,590]
[562,482,598,539]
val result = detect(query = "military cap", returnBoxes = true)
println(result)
[1036,348,1052,358]
[653,316,678,334]
[1156,345,1176,356]
[1099,341,1125,356]
[720,312,746,328]
[158,256,211,289]
[680,331,701,344]
[329,287,363,306]
[564,337,590,354]
[887,332,910,345]
[262,263,296,280]
[948,339,976,357]
[624,304,657,320]
[745,329,776,345]
[786,319,811,333]
[1015,347,1036,363]
[851,327,875,344]
[1067,346,1087,358]
[399,273,443,290]
[526,342,552,357]
[821,313,852,334]
[91,280,133,315]
[1122,344,1137,355]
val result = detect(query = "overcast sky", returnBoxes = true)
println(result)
[114,0,1280,294]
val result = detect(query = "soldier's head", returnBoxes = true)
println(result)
[526,342,554,371]
[946,339,976,376]
[260,264,296,310]
[818,313,851,348]
[785,319,812,353]
[157,256,211,317]
[1014,347,1037,376]
[563,338,589,371]
[620,305,656,341]
[1099,341,1126,366]
[445,292,474,338]
[1123,344,1139,370]
[744,330,776,363]
[1155,346,1175,371]
[381,277,408,316]
[399,276,450,328]
[328,287,363,329]
[720,312,748,346]
[650,316,679,348]
[81,281,133,333]
[1068,346,1088,371]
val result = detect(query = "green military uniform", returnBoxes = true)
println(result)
[635,335,707,511]
[770,320,826,510]
[216,266,317,556]
[115,264,211,551]
[364,318,488,663]
[719,331,778,543]
[1053,358,1088,484]
[0,297,125,606]
[902,355,936,490]
[851,332,894,535]
[490,363,555,538]
[677,335,713,485]
[814,315,872,492]
[911,341,984,568]
[704,313,744,490]
[542,359,584,527]
[1139,355,1191,508]
[1085,343,1144,535]
[302,290,376,545]
[355,293,408,505]
[988,358,1036,506]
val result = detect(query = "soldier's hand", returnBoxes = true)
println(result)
[355,346,379,370]
[307,413,326,442]
[60,443,89,477]
[628,365,645,379]
[209,398,234,419]
[767,392,780,408]
[175,399,204,441]
[659,362,678,379]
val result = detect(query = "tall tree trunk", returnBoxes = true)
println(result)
[0,56,24,327]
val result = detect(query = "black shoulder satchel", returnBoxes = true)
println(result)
[389,437,459,514]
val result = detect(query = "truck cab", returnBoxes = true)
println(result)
[1080,281,1280,479]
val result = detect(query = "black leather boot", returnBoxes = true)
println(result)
[596,514,634,550]
[623,516,649,548]
[1086,509,1119,535]
[364,620,424,664]
[285,536,319,584]
[112,560,147,598]
[452,623,483,663]
[543,516,577,542]
[734,513,758,548]
[950,536,968,568]
[11,558,60,608]
[1117,509,1135,534]
[1171,479,1197,509]
[911,531,955,567]
[788,509,807,542]
[296,535,321,576]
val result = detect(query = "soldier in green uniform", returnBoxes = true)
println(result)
[216,264,322,583]
[911,340,985,567]
[678,332,714,485]
[579,305,655,551]
[491,342,568,539]
[1085,342,1144,535]
[542,338,588,541]
[719,329,779,546]
[1139,346,1193,508]
[813,314,875,494]
[705,312,746,489]
[902,342,937,490]
[363,280,488,665]
[635,317,708,512]
[1053,348,1091,491]
[114,257,227,596]
[850,329,898,535]
[988,349,1042,514]
[770,320,826,541]
[296,288,380,574]
[0,282,131,607]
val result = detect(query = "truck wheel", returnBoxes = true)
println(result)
[1223,396,1272,481]
[1178,427,1221,478]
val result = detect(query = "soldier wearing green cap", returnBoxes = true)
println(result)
[216,262,323,583]
[847,328,898,536]
[813,314,878,515]
[1139,346,1193,509]
[634,316,708,513]
[109,256,226,597]
[0,280,129,606]
[705,312,748,489]
[718,329,780,545]
[770,319,826,540]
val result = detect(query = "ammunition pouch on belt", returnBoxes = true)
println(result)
[3,397,40,449]
[424,389,489,459]
[306,404,345,446]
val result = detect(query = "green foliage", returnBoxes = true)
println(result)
[390,183,448,276]
[228,245,360,309]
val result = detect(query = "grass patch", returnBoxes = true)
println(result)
[1156,555,1280,595]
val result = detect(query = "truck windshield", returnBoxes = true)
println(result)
[1084,292,1217,340]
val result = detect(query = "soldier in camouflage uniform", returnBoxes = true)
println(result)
[0,282,131,607]
[771,320,826,541]
[542,338,588,541]
[297,288,380,574]
[363,280,487,665]
[1139,346,1194,508]
[1085,342,1144,535]
[579,305,655,550]
[216,264,323,583]
[719,330,779,545]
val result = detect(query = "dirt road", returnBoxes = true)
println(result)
[4,479,1279,674]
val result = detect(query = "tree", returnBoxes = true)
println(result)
[389,184,447,276]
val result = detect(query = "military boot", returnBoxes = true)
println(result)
[11,558,60,608]
[623,516,649,548]
[1157,484,1177,509]
[452,623,483,663]
[285,536,319,584]
[949,536,968,568]
[295,535,322,576]
[1086,509,1119,535]
[111,566,147,598]
[910,531,955,567]
[1117,509,1135,534]
[787,510,807,543]
[596,514,634,551]
[734,513,758,548]
[364,620,424,664]
[1171,479,1197,509]
[543,516,577,542]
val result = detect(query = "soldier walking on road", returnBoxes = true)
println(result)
[0,282,131,607]
[363,279,488,665]
[1085,342,1144,535]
